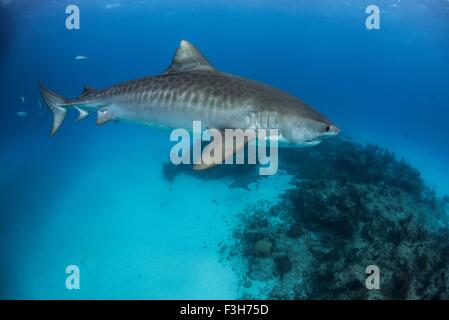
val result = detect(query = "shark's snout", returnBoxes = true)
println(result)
[319,124,340,140]
[326,124,340,136]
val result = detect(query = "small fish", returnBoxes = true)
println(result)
[105,3,121,9]
[75,55,88,60]
[16,111,28,117]
[20,96,25,103]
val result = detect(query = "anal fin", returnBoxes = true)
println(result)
[75,107,90,121]
[97,110,112,125]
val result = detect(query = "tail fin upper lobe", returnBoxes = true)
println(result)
[39,82,67,136]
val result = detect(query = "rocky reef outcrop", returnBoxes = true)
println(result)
[222,139,449,299]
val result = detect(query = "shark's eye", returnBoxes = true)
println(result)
[325,125,330,132]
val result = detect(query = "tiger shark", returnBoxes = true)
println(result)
[39,40,340,169]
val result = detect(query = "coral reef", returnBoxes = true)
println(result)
[223,139,449,299]
[254,239,273,256]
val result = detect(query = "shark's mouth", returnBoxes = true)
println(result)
[313,131,339,141]
[300,133,338,146]
[280,139,322,148]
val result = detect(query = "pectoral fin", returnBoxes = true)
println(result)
[194,129,255,171]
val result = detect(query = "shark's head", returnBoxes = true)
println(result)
[277,106,340,147]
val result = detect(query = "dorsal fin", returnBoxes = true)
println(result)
[163,40,215,75]
[80,86,97,97]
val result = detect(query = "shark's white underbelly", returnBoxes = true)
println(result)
[109,101,249,131]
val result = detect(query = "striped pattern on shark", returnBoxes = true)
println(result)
[39,40,340,167]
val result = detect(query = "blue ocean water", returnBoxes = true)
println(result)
[0,0,448,299]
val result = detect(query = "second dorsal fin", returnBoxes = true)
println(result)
[163,40,215,75]
[80,85,97,97]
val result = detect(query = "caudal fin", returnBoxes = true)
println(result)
[38,82,68,136]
